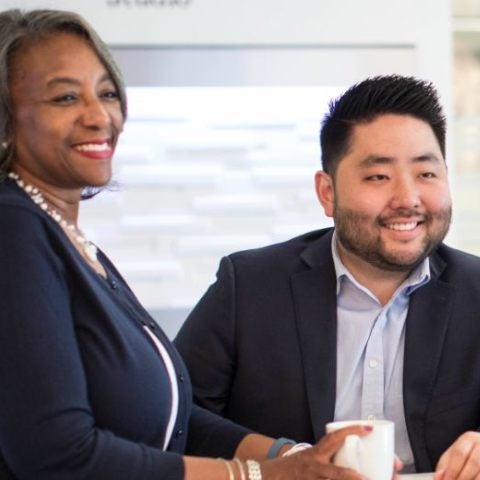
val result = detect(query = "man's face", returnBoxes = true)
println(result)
[316,114,452,273]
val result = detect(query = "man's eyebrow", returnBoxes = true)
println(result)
[359,153,442,168]
[359,155,393,168]
[412,153,442,163]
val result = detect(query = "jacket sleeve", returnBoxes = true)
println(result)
[174,256,237,416]
[186,404,252,458]
[0,205,184,480]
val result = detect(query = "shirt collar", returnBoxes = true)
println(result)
[331,230,431,298]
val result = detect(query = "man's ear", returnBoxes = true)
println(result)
[314,170,335,218]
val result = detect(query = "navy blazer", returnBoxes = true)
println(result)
[175,228,480,472]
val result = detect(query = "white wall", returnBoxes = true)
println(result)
[0,0,453,336]
[0,0,451,92]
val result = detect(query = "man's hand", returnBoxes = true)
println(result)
[435,431,480,480]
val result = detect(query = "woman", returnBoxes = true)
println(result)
[0,8,371,480]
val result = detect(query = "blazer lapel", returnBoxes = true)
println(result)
[403,252,455,471]
[291,231,338,440]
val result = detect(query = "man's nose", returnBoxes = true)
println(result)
[389,177,421,210]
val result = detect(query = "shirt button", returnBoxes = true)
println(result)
[175,429,184,438]
[367,414,376,421]
[178,374,185,382]
[110,279,118,290]
[149,321,157,329]
[368,359,378,368]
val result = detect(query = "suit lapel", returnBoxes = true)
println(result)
[403,252,455,471]
[291,231,338,440]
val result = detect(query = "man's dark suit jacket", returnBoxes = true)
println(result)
[175,228,480,472]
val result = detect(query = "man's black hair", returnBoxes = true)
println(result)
[320,75,446,175]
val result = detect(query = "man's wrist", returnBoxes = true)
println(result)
[266,437,296,459]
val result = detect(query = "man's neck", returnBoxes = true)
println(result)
[336,245,411,306]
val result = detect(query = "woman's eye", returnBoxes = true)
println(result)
[52,94,77,104]
[101,90,119,100]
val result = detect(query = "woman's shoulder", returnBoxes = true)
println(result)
[0,179,50,221]
[0,180,70,280]
[0,179,56,245]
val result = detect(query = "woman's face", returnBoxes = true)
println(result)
[8,32,124,194]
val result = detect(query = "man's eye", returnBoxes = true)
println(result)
[420,172,437,178]
[365,174,388,181]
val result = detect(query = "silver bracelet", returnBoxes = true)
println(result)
[218,459,235,480]
[246,459,262,480]
[282,442,313,456]
[233,457,246,480]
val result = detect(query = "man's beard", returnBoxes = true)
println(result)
[334,205,452,272]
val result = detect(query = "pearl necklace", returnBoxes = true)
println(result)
[8,171,99,263]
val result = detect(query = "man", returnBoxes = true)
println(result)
[175,75,480,477]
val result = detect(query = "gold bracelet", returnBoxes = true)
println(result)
[233,457,246,480]
[218,458,235,480]
[246,459,262,480]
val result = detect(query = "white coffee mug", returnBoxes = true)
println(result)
[326,419,395,480]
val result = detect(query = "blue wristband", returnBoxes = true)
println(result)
[267,437,296,459]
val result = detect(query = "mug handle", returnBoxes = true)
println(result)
[334,434,362,472]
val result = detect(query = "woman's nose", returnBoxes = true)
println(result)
[81,98,110,128]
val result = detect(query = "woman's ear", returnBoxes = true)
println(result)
[314,170,335,218]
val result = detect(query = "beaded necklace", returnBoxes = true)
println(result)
[8,171,99,263]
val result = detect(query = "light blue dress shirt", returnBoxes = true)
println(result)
[331,233,430,471]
